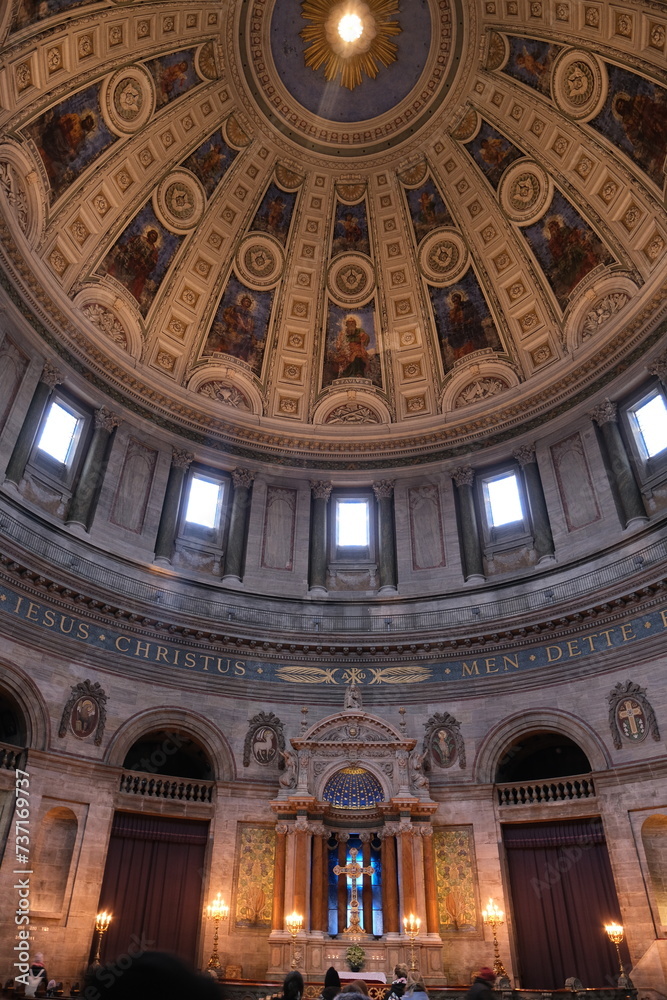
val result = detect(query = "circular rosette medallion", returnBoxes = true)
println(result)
[236,234,284,287]
[552,49,606,121]
[500,161,551,225]
[327,253,376,305]
[418,229,468,285]
[154,170,205,233]
[101,66,155,135]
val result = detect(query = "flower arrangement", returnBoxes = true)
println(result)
[346,944,365,971]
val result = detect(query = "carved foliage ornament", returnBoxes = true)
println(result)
[608,680,660,749]
[243,710,286,766]
[58,679,107,746]
[423,711,466,769]
[0,162,29,234]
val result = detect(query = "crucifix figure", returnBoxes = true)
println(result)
[334,847,373,936]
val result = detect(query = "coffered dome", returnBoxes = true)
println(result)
[0,0,665,470]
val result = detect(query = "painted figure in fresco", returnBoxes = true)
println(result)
[38,109,97,185]
[446,290,490,360]
[542,214,602,299]
[334,315,371,378]
[207,292,260,365]
[515,45,553,92]
[418,190,437,227]
[266,194,286,236]
[107,228,160,301]
[612,91,667,186]
[479,136,511,174]
[340,212,363,248]
[158,60,188,103]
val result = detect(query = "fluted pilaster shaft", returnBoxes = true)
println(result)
[67,408,120,529]
[381,834,399,933]
[452,466,484,581]
[154,449,193,562]
[513,444,554,562]
[272,825,287,931]
[5,363,62,485]
[421,830,440,935]
[592,400,647,527]
[309,481,332,593]
[223,468,255,581]
[373,480,397,593]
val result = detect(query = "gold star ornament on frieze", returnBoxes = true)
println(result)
[300,0,402,91]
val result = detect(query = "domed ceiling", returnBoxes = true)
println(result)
[0,0,665,469]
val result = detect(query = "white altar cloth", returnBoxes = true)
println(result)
[339,972,387,983]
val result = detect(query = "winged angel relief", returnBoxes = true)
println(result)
[300,0,401,90]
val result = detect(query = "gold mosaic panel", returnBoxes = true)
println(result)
[433,826,480,935]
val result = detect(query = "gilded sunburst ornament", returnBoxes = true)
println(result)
[300,0,402,91]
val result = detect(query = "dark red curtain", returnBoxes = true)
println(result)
[503,819,630,989]
[97,812,209,965]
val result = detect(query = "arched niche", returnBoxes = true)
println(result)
[32,806,78,915]
[473,708,611,784]
[122,728,214,780]
[105,706,234,781]
[495,731,592,783]
[0,663,50,751]
[641,814,667,927]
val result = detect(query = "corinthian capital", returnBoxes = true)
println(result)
[513,443,536,467]
[171,448,194,470]
[232,468,256,489]
[94,406,121,432]
[590,398,618,426]
[40,362,63,388]
[372,480,395,500]
[451,465,475,487]
[311,480,333,501]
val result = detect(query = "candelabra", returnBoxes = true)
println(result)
[482,898,508,979]
[206,893,229,973]
[93,911,112,965]
[285,912,303,969]
[403,914,421,972]
[605,923,625,980]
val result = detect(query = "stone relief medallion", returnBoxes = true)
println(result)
[418,229,468,285]
[58,679,107,746]
[325,401,382,424]
[101,66,155,135]
[197,380,252,411]
[327,253,376,304]
[196,40,219,80]
[236,234,284,287]
[154,169,205,233]
[552,49,606,120]
[500,161,551,224]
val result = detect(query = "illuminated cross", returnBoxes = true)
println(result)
[334,847,374,936]
[619,700,643,735]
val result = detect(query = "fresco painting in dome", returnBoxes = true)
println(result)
[405,179,453,243]
[99,204,183,317]
[332,200,370,258]
[430,269,502,372]
[183,130,238,198]
[589,66,667,189]
[25,85,117,204]
[145,49,201,110]
[203,275,275,376]
[502,37,561,96]
[465,122,524,190]
[522,190,613,310]
[12,0,85,29]
[322,301,382,388]
[250,183,298,247]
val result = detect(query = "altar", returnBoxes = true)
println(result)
[265,691,445,983]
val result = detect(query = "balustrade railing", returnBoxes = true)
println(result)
[0,742,27,771]
[497,774,596,806]
[119,770,214,803]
